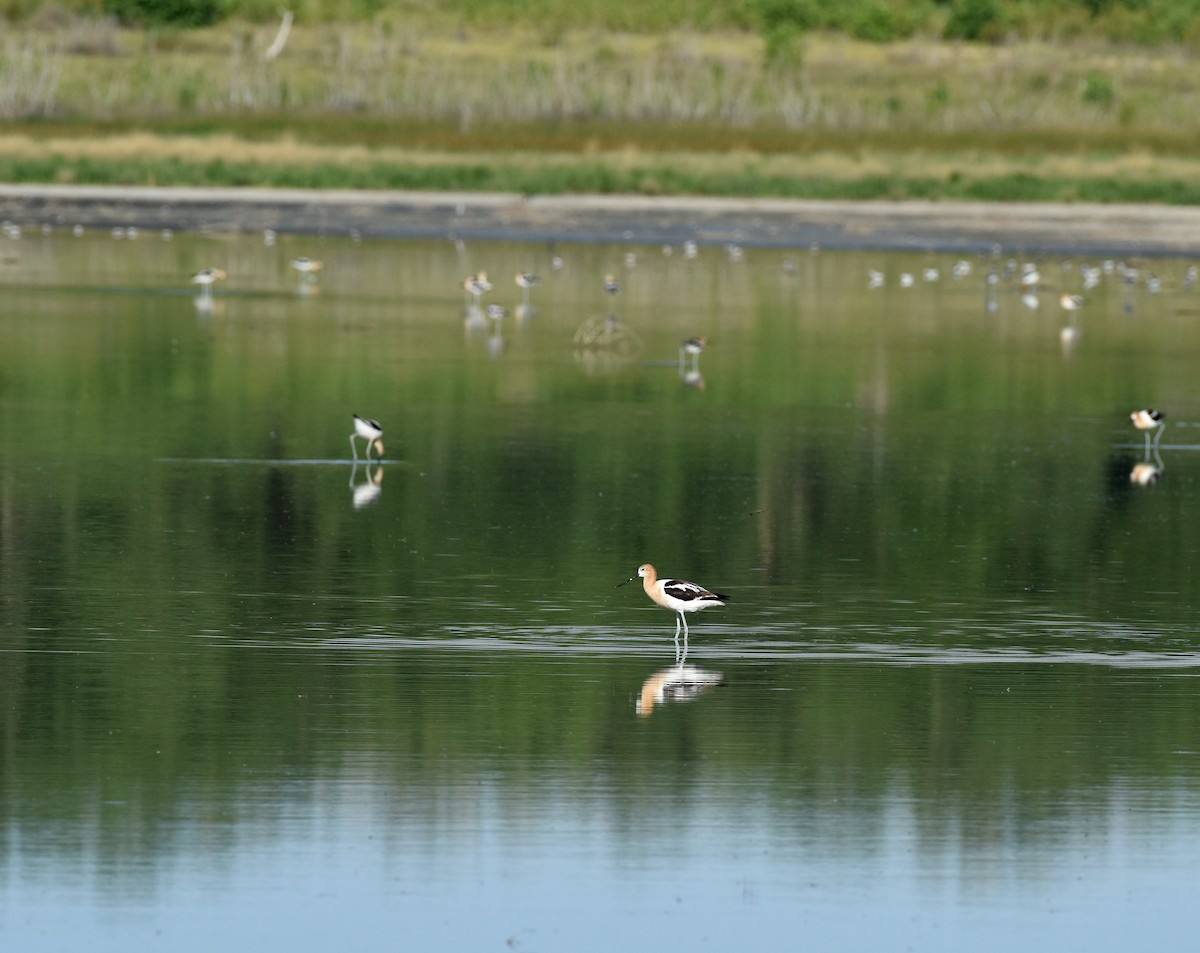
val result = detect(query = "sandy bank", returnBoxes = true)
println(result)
[1,184,1198,255]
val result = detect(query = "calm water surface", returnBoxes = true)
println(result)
[2,228,1199,950]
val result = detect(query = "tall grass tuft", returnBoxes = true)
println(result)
[0,35,61,117]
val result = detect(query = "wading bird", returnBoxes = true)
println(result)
[191,267,226,297]
[618,563,729,655]
[1131,408,1166,448]
[350,414,385,461]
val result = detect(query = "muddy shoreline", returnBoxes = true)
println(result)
[1,184,1198,256]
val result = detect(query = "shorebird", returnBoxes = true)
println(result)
[291,257,323,279]
[350,414,385,461]
[191,268,226,297]
[463,272,491,307]
[514,272,540,306]
[1131,409,1166,448]
[1060,293,1084,312]
[486,303,509,323]
[603,274,621,297]
[618,564,729,649]
[679,336,706,372]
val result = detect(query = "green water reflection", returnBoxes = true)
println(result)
[1,229,1198,948]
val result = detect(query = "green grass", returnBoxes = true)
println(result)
[6,15,1200,202]
[9,149,1200,204]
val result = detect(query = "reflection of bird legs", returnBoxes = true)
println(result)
[674,613,689,664]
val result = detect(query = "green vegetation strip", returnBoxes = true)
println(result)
[9,154,1200,205]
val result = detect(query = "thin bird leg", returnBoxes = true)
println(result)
[350,434,359,461]
[1154,423,1166,445]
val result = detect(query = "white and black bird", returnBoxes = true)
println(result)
[618,563,729,654]
[1131,408,1166,447]
[350,414,385,461]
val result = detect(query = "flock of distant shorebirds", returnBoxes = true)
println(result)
[184,241,1174,659]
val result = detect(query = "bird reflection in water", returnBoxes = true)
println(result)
[1128,410,1167,486]
[636,664,724,717]
[1059,293,1083,357]
[349,459,384,508]
[679,336,707,389]
[1130,455,1162,486]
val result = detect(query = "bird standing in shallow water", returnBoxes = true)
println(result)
[619,563,729,659]
[291,257,323,278]
[1131,408,1166,448]
[514,272,540,307]
[350,414,385,461]
[191,268,226,298]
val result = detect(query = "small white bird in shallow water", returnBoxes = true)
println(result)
[618,563,729,650]
[191,268,226,296]
[350,414,385,461]
[291,257,323,280]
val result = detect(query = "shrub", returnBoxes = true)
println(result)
[102,0,226,28]
[943,0,1009,42]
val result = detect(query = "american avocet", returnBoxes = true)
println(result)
[1060,293,1084,312]
[463,272,491,307]
[191,268,226,297]
[618,563,729,650]
[1131,408,1166,448]
[291,257,323,279]
[603,274,621,296]
[679,336,706,373]
[486,303,509,323]
[514,271,540,306]
[350,414,385,461]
